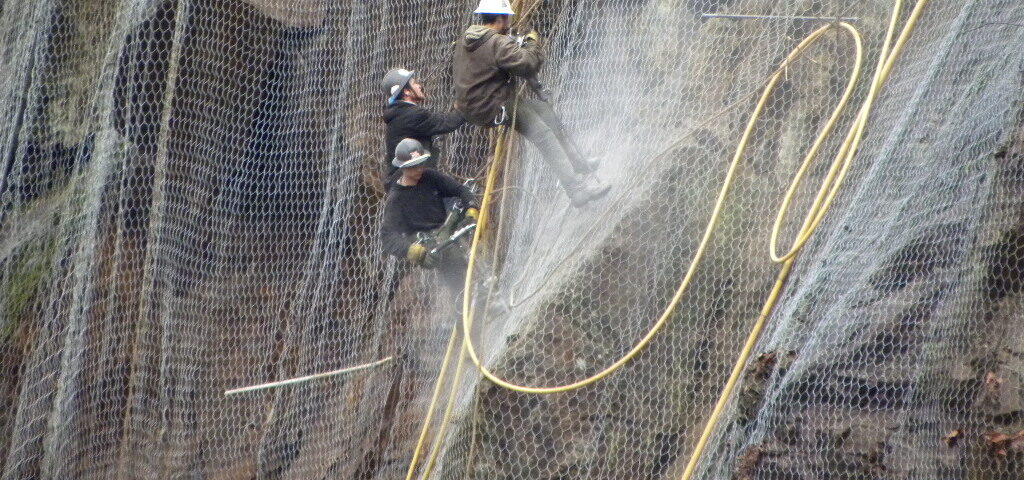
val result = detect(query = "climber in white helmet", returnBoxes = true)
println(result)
[452,0,611,208]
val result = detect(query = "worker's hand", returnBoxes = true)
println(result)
[524,30,541,45]
[407,243,428,265]
[466,207,479,221]
[422,250,440,269]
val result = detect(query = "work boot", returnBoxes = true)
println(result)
[564,173,611,208]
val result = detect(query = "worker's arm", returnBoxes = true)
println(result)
[493,34,545,78]
[429,170,477,210]
[380,200,417,259]
[412,108,466,136]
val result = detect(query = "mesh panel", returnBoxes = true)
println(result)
[1,0,1024,479]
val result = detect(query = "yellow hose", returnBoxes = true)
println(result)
[415,134,508,479]
[405,129,518,480]
[403,325,462,480]
[460,20,864,394]
[679,2,929,479]
[409,0,928,476]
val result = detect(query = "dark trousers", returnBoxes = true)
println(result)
[437,249,469,298]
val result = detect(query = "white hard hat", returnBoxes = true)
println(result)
[474,0,515,15]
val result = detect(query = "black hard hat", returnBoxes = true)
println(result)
[392,138,434,169]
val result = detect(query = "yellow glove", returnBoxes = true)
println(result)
[466,207,479,221]
[524,30,541,45]
[407,243,427,265]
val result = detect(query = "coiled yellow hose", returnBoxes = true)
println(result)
[406,1,929,477]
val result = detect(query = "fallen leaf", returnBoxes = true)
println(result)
[1010,435,1024,453]
[748,352,778,381]
[984,431,1012,444]
[982,429,1024,456]
[734,445,764,480]
[985,371,1004,394]
[943,429,963,448]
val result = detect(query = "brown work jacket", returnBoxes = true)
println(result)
[453,25,546,127]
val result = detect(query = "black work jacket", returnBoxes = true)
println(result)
[380,169,477,259]
[383,102,465,177]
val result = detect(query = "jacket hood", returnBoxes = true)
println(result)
[463,25,495,52]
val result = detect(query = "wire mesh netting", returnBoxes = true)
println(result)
[2,0,1024,479]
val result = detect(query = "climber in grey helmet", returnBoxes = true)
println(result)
[380,138,478,294]
[381,68,466,180]
[453,0,610,208]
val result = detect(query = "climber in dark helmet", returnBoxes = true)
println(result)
[453,0,610,208]
[381,68,466,180]
[381,138,479,294]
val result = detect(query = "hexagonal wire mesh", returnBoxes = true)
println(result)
[1,0,1024,479]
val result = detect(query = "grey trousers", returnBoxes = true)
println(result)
[506,97,584,185]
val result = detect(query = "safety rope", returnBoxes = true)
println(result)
[415,129,517,480]
[402,4,540,478]
[404,128,522,480]
[402,321,460,480]
[408,0,928,477]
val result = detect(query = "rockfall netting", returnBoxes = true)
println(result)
[2,0,1024,479]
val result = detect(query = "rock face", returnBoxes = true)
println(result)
[1,0,1024,479]
[431,1,1024,479]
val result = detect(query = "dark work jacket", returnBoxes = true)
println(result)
[383,101,465,177]
[380,169,477,259]
[454,25,545,126]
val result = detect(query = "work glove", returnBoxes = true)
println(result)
[466,207,479,221]
[407,242,428,265]
[524,30,541,45]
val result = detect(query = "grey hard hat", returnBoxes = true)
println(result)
[382,68,416,103]
[392,138,433,169]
